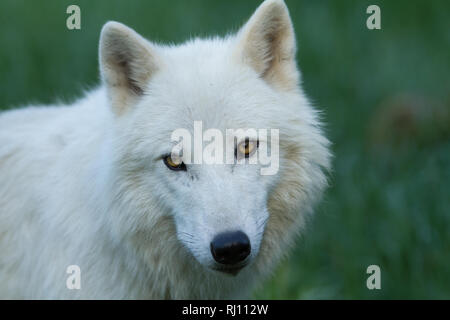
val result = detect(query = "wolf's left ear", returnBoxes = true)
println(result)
[99,22,160,114]
[235,0,299,91]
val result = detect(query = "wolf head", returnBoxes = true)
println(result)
[98,0,330,280]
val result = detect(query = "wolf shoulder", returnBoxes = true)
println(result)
[0,87,109,162]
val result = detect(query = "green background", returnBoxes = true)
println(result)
[1,0,449,299]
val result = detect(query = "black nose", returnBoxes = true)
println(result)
[210,231,251,265]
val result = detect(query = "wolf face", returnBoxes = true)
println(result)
[99,0,330,278]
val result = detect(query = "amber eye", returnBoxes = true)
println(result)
[236,139,258,159]
[163,154,186,171]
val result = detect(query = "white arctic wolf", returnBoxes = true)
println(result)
[0,0,330,299]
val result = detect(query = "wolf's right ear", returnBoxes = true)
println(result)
[99,22,159,114]
[234,0,299,92]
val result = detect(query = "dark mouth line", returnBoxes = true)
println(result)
[211,263,249,275]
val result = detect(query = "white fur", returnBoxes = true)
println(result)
[0,0,331,299]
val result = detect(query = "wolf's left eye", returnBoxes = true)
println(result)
[163,155,187,171]
[236,139,258,159]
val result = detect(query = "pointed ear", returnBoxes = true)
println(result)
[99,22,159,114]
[235,0,299,91]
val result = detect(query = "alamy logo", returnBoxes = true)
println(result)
[366,5,381,30]
[366,265,381,290]
[66,5,81,30]
[170,121,279,175]
[66,265,81,290]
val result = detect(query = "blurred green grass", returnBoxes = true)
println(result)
[1,0,449,299]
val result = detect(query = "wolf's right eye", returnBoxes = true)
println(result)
[235,139,259,160]
[163,155,187,171]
